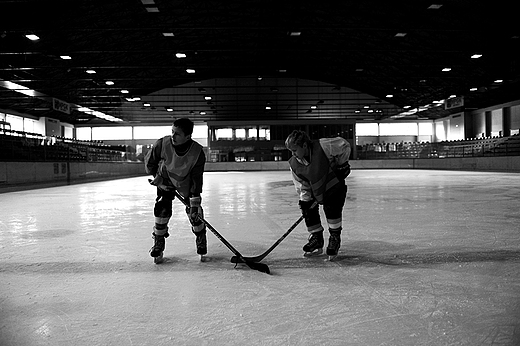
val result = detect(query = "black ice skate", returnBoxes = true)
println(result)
[326,231,341,261]
[303,231,324,257]
[150,232,169,264]
[195,230,207,262]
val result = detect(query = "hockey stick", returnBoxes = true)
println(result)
[230,201,318,263]
[172,190,270,274]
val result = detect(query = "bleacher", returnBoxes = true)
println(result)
[0,129,128,162]
[358,134,520,160]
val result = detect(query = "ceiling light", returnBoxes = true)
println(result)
[471,54,482,59]
[278,69,287,73]
[86,69,96,74]
[470,87,478,91]
[265,106,271,110]
[166,108,173,112]
[186,69,195,73]
[25,34,39,41]
[162,32,174,37]
[355,109,361,113]
[386,94,394,98]
[310,105,317,109]
[141,0,155,4]
[204,96,212,100]
[364,105,370,109]
[199,111,206,115]
[494,79,503,83]
[120,90,129,94]
[105,81,114,85]
[176,53,186,58]
[60,55,71,60]
[394,33,407,38]
[288,31,301,36]
[1,80,39,97]
[145,7,159,12]
[427,4,443,9]
[143,103,151,107]
[442,67,451,72]
[403,105,411,109]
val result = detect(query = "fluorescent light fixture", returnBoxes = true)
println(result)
[86,69,96,74]
[494,79,503,83]
[289,31,301,36]
[204,96,212,100]
[385,94,394,98]
[442,67,451,72]
[428,4,443,9]
[166,108,173,112]
[395,33,407,37]
[1,80,39,97]
[25,34,39,41]
[310,105,317,109]
[470,87,478,91]
[141,0,155,4]
[176,53,186,58]
[265,106,271,110]
[403,105,411,109]
[199,111,206,115]
[60,55,72,60]
[186,69,196,73]
[145,7,159,12]
[162,32,174,37]
[0,79,122,122]
[105,81,114,85]
[471,54,482,59]
[143,103,151,107]
[120,90,129,94]
[77,107,123,122]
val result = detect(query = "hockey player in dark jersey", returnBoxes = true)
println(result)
[145,118,207,263]
[285,130,351,261]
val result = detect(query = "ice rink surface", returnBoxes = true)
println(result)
[1,169,520,346]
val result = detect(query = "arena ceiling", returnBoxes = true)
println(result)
[1,0,519,126]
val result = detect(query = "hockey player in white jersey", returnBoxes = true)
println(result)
[285,130,351,261]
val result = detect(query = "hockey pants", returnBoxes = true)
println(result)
[304,184,347,234]
[153,188,205,236]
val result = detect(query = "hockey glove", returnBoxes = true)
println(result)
[298,199,316,218]
[148,175,173,191]
[188,196,202,223]
[335,161,351,180]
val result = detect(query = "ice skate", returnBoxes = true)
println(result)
[150,232,169,264]
[303,231,324,257]
[326,231,341,261]
[195,230,207,261]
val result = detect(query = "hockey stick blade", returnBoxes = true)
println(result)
[172,190,270,274]
[230,201,317,263]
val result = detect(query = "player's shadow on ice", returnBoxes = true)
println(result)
[269,240,520,269]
